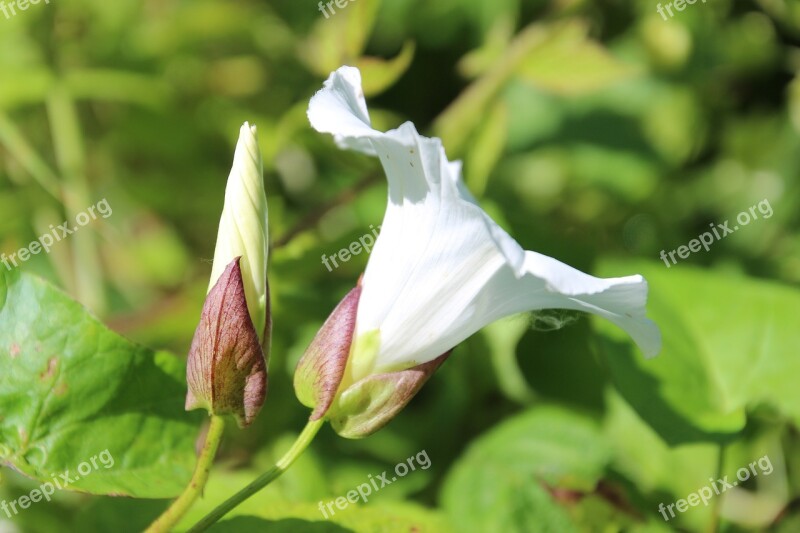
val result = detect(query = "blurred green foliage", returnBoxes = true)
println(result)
[1,0,799,532]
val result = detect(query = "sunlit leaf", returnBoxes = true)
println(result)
[0,270,202,497]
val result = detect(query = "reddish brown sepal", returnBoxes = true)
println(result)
[293,285,361,420]
[185,258,268,428]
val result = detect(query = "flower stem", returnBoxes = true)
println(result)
[145,415,226,533]
[186,418,325,532]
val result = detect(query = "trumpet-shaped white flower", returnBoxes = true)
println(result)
[209,122,269,339]
[308,67,661,383]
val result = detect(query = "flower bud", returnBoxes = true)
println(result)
[186,258,268,427]
[293,285,448,438]
[209,122,269,341]
[185,123,271,427]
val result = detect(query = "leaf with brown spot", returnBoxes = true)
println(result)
[0,268,202,498]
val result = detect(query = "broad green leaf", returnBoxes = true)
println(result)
[0,270,202,497]
[595,261,800,444]
[161,445,450,533]
[603,389,719,531]
[517,21,638,95]
[441,406,612,533]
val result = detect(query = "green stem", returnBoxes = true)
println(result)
[145,416,226,533]
[187,418,325,533]
[0,112,62,201]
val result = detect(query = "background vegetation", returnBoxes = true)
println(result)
[1,0,799,531]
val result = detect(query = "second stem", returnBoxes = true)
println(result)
[187,418,325,532]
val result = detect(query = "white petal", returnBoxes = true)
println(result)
[307,66,378,156]
[309,67,661,376]
[473,252,662,359]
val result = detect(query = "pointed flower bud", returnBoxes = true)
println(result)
[294,285,448,439]
[186,123,270,427]
[209,122,269,341]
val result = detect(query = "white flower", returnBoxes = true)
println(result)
[209,122,269,339]
[308,67,661,383]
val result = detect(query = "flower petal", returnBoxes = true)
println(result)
[307,66,378,156]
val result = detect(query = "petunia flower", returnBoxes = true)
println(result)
[186,122,271,427]
[295,67,661,437]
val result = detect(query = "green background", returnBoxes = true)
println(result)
[1,0,799,531]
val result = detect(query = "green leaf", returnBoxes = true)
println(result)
[602,389,720,531]
[355,41,416,97]
[517,21,638,96]
[0,270,202,497]
[207,502,451,533]
[595,261,800,445]
[64,69,171,108]
[434,23,550,156]
[302,0,383,78]
[441,406,612,533]
[457,15,515,79]
[435,20,636,156]
[464,99,507,197]
[481,315,535,405]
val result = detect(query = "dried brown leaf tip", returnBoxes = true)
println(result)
[186,257,268,427]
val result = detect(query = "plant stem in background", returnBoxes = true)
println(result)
[46,83,106,314]
[145,416,226,533]
[710,444,725,533]
[272,171,380,249]
[0,112,63,201]
[186,418,325,532]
